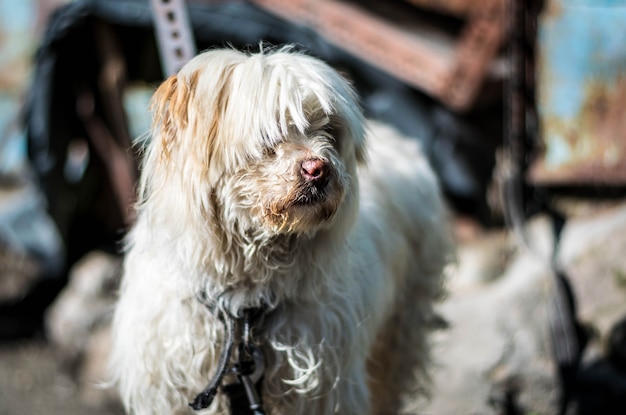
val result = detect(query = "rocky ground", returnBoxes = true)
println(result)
[424,200,626,415]
[1,199,626,415]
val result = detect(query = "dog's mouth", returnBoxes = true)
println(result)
[288,180,341,221]
[293,182,328,206]
[262,177,342,233]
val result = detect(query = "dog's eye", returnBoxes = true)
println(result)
[320,130,337,146]
[264,147,276,157]
[320,124,337,141]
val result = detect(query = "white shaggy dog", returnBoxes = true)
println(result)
[110,46,453,415]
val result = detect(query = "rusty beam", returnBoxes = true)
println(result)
[443,0,505,109]
[251,0,504,111]
[401,0,476,17]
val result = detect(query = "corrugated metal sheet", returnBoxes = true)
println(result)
[529,0,626,184]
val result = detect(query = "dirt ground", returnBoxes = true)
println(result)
[0,338,122,415]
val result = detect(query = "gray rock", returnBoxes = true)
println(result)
[45,249,121,409]
[424,205,626,415]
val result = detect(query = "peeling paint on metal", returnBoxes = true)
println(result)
[0,0,38,93]
[0,0,39,171]
[530,0,626,184]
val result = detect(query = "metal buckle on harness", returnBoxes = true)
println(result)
[223,342,266,415]
[190,304,267,415]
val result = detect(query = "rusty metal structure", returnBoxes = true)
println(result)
[528,0,626,185]
[151,0,197,76]
[251,0,506,112]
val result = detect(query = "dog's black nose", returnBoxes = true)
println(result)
[301,158,328,184]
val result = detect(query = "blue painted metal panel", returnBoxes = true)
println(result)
[0,0,38,172]
[530,0,626,184]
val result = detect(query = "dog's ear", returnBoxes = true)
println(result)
[353,125,368,165]
[335,92,368,165]
[328,70,368,165]
[150,74,193,157]
[339,115,367,165]
[148,67,232,190]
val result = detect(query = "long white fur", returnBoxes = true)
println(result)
[109,46,453,415]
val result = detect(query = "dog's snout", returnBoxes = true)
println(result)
[300,158,328,184]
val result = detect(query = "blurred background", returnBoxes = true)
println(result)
[1,0,626,414]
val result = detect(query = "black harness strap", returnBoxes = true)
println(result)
[189,307,237,410]
[190,298,268,413]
